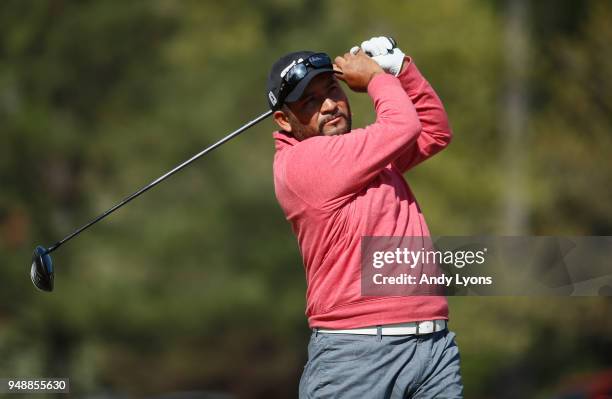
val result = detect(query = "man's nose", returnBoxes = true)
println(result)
[321,97,338,114]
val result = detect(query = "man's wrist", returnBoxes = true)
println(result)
[396,56,411,77]
[368,69,385,84]
[367,71,397,96]
[368,70,385,85]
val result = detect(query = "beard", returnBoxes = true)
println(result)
[317,111,352,136]
[286,112,352,141]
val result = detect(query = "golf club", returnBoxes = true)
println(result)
[30,110,273,292]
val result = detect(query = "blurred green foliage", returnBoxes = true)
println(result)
[1,0,610,398]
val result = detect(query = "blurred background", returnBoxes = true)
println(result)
[1,0,611,398]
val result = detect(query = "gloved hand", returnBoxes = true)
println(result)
[350,36,405,76]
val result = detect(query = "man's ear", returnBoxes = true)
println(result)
[273,109,292,133]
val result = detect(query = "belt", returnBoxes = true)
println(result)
[315,320,447,336]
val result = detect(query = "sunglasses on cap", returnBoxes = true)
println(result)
[277,53,333,106]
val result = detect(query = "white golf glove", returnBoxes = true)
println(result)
[350,36,405,76]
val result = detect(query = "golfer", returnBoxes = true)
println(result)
[268,37,463,398]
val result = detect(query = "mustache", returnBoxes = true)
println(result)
[318,111,348,130]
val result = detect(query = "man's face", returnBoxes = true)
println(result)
[276,72,352,141]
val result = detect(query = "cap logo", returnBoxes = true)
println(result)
[279,58,304,78]
[268,91,277,106]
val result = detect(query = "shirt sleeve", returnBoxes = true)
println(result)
[280,73,422,211]
[391,57,453,174]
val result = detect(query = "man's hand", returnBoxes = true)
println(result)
[333,50,384,92]
[351,36,405,76]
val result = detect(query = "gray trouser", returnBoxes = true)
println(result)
[299,328,463,398]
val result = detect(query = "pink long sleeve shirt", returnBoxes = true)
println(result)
[273,58,452,329]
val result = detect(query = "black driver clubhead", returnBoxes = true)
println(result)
[31,245,54,292]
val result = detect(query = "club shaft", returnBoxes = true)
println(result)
[46,110,273,254]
